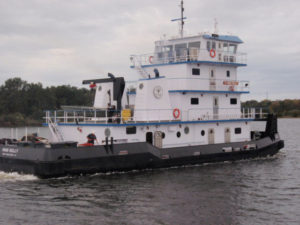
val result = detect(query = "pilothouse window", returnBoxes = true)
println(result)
[189,42,200,60]
[189,42,200,48]
[229,44,237,53]
[207,41,211,51]
[212,41,216,50]
[223,43,228,52]
[175,43,187,61]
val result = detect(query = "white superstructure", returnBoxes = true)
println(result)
[45,2,265,149]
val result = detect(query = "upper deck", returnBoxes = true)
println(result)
[130,33,247,69]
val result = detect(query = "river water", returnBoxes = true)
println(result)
[0,119,299,225]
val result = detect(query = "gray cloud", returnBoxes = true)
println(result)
[0,0,299,100]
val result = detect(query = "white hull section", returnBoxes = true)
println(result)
[58,121,251,148]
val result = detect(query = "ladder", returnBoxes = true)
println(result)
[47,117,64,142]
[131,55,149,78]
[136,65,149,78]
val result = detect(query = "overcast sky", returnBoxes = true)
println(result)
[0,0,299,100]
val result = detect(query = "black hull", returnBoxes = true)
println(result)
[0,137,284,178]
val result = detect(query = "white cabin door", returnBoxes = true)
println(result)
[213,96,219,119]
[208,128,215,144]
[209,68,216,90]
[154,131,163,148]
[225,128,231,143]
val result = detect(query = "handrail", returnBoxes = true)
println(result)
[44,107,266,125]
[130,48,247,67]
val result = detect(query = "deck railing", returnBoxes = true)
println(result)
[130,48,247,67]
[44,108,266,125]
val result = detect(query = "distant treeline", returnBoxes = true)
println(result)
[0,77,299,127]
[242,99,300,118]
[0,77,94,126]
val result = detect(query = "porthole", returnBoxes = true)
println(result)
[177,132,181,138]
[98,86,102,91]
[162,132,166,139]
[184,127,189,134]
[201,130,205,136]
[139,83,144,89]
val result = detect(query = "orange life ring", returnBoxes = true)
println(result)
[173,108,181,119]
[149,56,154,64]
[210,49,216,58]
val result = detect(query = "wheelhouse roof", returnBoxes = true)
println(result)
[203,34,243,43]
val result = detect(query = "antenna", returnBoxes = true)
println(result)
[214,18,219,34]
[171,0,187,37]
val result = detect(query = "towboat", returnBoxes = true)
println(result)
[0,1,284,178]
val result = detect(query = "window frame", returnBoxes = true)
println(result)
[230,98,237,105]
[192,68,200,75]
[126,126,137,135]
[191,98,199,105]
[235,128,242,134]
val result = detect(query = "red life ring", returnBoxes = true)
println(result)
[149,56,154,64]
[210,49,216,58]
[173,108,181,119]
[89,82,96,89]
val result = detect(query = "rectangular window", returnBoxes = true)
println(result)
[191,98,199,105]
[207,41,211,51]
[229,44,237,53]
[212,41,216,50]
[235,128,242,134]
[223,43,228,52]
[189,41,200,48]
[192,68,200,75]
[126,126,136,134]
[230,98,237,104]
[226,70,230,77]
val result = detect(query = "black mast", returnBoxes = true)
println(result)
[171,0,187,37]
[180,0,184,37]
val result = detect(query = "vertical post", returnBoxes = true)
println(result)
[54,111,57,123]
[64,111,67,123]
[180,0,184,38]
[25,127,28,142]
[16,128,18,140]
[260,108,262,119]
[94,110,96,124]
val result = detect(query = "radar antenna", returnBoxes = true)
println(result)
[171,0,187,37]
